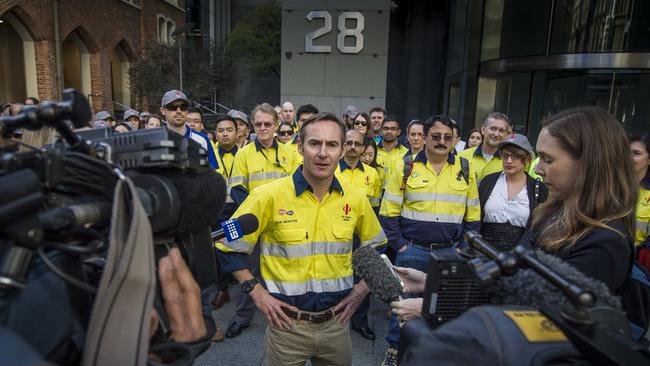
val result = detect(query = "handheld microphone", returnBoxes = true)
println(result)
[211,213,259,242]
[352,245,404,303]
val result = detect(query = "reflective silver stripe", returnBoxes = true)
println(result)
[369,197,381,206]
[265,276,354,296]
[249,171,288,182]
[361,230,388,248]
[261,241,351,259]
[637,220,649,232]
[401,209,464,224]
[224,238,256,253]
[404,192,468,205]
[226,195,234,203]
[467,197,480,207]
[230,175,246,186]
[383,191,403,204]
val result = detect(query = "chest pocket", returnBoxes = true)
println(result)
[406,174,429,190]
[449,177,469,192]
[333,225,355,242]
[272,227,306,243]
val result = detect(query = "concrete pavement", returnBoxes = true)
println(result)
[196,285,390,366]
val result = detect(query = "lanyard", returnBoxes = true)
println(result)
[259,146,281,168]
[218,152,234,178]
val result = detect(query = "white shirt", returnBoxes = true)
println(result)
[484,173,529,227]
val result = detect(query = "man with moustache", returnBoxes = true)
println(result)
[369,107,386,143]
[459,112,511,182]
[378,115,480,366]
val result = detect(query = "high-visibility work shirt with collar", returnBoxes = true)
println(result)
[218,167,387,311]
[290,135,304,165]
[230,138,298,206]
[335,160,382,208]
[458,144,503,182]
[636,178,650,246]
[376,141,409,177]
[215,144,238,218]
[379,150,481,251]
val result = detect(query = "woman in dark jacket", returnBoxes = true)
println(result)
[478,134,548,251]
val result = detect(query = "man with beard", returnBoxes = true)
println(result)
[160,90,218,169]
[459,112,511,182]
[369,107,386,143]
[377,116,409,187]
[378,115,480,366]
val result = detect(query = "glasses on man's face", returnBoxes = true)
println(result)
[501,151,524,161]
[430,134,454,142]
[345,141,364,148]
[166,103,189,112]
[354,120,368,127]
[278,131,292,136]
[254,122,274,129]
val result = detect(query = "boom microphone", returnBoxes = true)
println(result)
[494,249,621,311]
[352,245,404,303]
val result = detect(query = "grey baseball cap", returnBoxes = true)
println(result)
[95,111,115,121]
[123,109,140,120]
[498,133,534,158]
[161,90,189,107]
[91,120,109,129]
[140,111,151,118]
[227,109,249,124]
[343,105,360,118]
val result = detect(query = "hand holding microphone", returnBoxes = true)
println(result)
[393,267,426,294]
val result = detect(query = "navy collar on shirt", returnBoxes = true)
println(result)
[474,143,501,158]
[378,139,404,151]
[339,159,365,171]
[291,134,299,144]
[218,144,238,157]
[642,176,650,190]
[293,166,344,196]
[413,150,455,165]
[254,138,279,151]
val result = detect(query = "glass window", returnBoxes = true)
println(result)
[550,0,650,53]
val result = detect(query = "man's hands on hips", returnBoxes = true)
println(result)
[249,285,298,330]
[334,280,370,324]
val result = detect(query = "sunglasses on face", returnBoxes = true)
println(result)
[254,122,274,129]
[345,141,364,148]
[166,103,189,112]
[278,131,292,136]
[430,134,454,142]
[354,120,368,126]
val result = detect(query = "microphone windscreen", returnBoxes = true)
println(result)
[236,213,259,235]
[495,249,621,310]
[352,245,403,303]
[173,170,227,234]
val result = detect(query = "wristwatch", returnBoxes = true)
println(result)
[241,277,260,294]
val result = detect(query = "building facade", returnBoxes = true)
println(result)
[0,0,185,113]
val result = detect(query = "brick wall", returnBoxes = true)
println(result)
[0,0,185,112]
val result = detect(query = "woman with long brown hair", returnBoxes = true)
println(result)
[528,106,636,294]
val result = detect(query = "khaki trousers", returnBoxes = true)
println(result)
[265,317,352,366]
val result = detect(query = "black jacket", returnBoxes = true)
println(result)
[478,172,548,229]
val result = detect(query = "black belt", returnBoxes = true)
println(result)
[410,239,453,251]
[282,307,344,324]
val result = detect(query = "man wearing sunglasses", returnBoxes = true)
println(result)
[379,115,480,366]
[160,90,218,170]
[225,102,299,338]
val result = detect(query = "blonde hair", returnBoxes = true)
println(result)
[532,107,637,251]
[250,103,279,124]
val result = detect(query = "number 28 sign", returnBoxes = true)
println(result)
[305,11,365,54]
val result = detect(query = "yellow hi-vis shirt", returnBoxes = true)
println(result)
[230,138,299,204]
[214,144,238,211]
[458,144,503,182]
[636,179,650,246]
[218,167,387,310]
[377,141,409,188]
[379,150,481,251]
[335,160,382,208]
